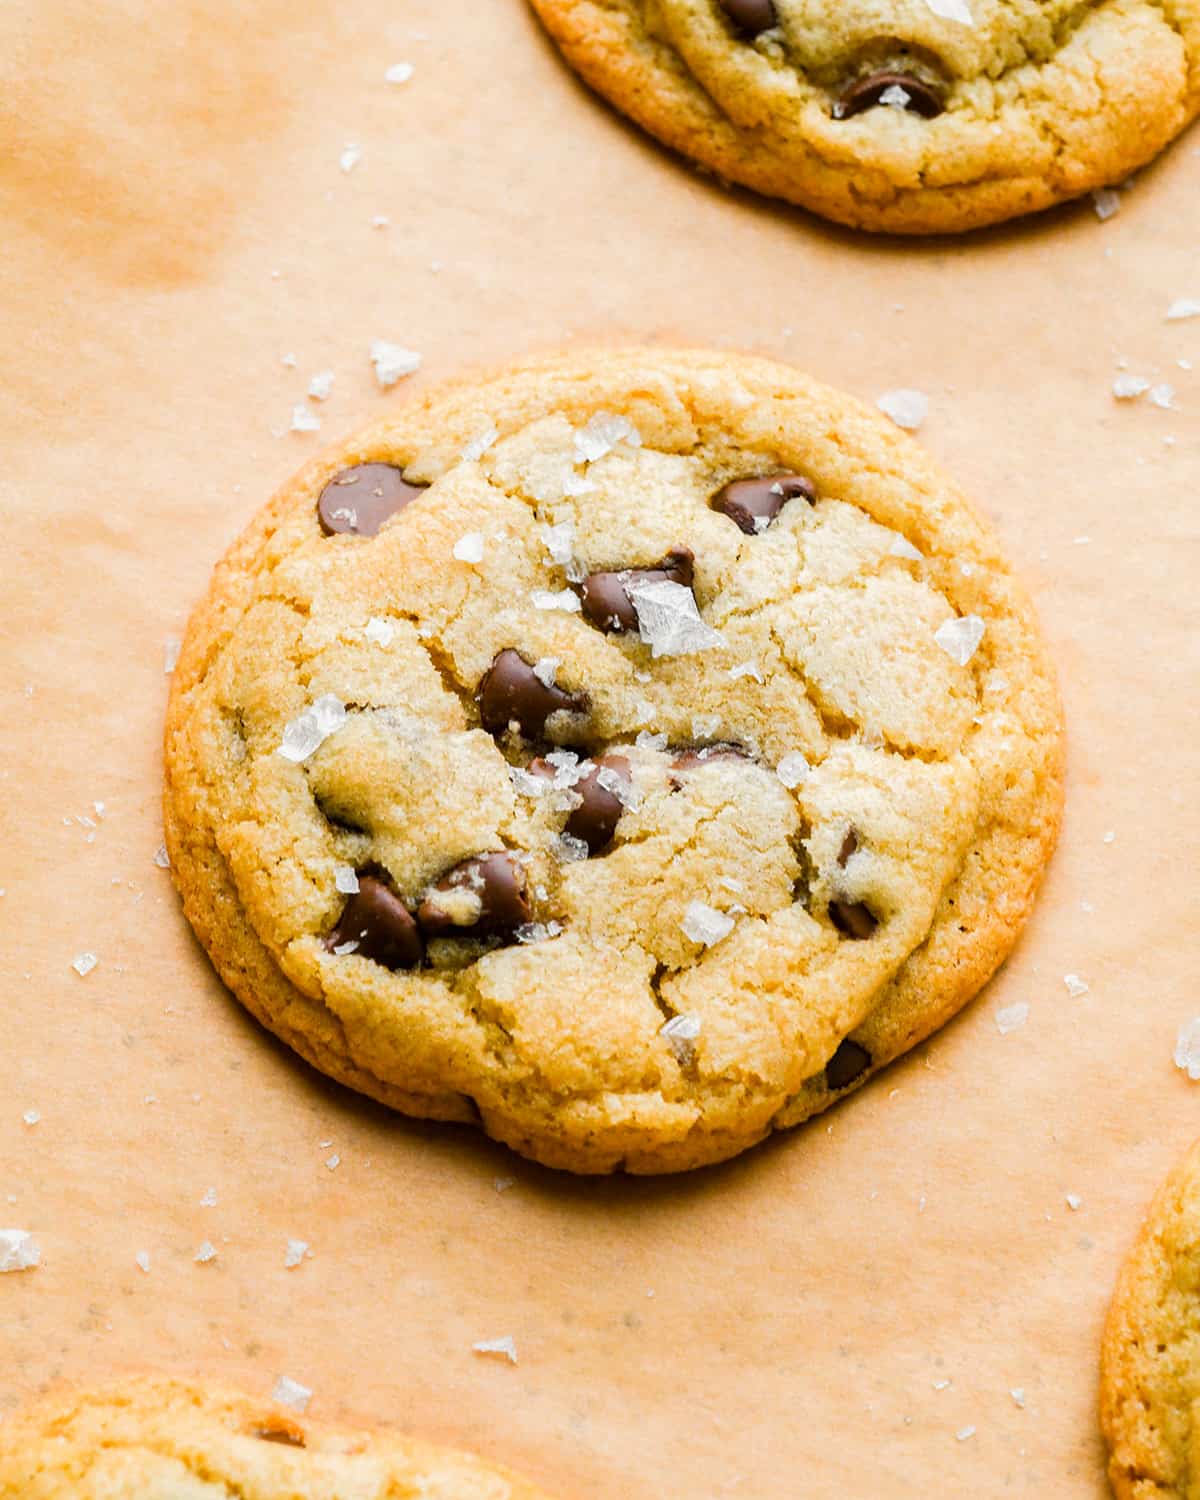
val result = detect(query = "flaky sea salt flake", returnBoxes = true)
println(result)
[1167,298,1200,322]
[728,659,764,682]
[879,84,912,108]
[682,900,735,948]
[530,588,581,614]
[135,1250,151,1274]
[72,952,98,978]
[385,61,414,84]
[363,616,395,648]
[573,412,641,464]
[307,370,334,401]
[21,1110,39,1127]
[1173,1017,1200,1080]
[285,1238,310,1269]
[1010,1388,1026,1409]
[627,579,724,658]
[540,521,576,566]
[334,865,360,895]
[370,340,421,389]
[194,1240,217,1264]
[200,1187,218,1207]
[1092,188,1121,221]
[1063,973,1089,999]
[934,614,985,666]
[461,424,499,462]
[776,752,810,789]
[956,1426,976,1442]
[925,0,973,20]
[163,636,181,674]
[888,532,924,561]
[339,142,361,173]
[290,404,320,434]
[1066,1193,1082,1211]
[0,1231,40,1273]
[532,657,561,688]
[473,1335,518,1364]
[278,694,347,763]
[995,1001,1029,1035]
[1112,374,1150,400]
[877,389,929,431]
[272,1376,312,1412]
[452,531,485,564]
[1149,383,1177,410]
[660,1013,701,1065]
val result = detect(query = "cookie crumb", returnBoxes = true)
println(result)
[876,389,928,431]
[370,340,421,389]
[682,900,735,947]
[71,952,98,978]
[272,1376,312,1412]
[995,1002,1029,1035]
[0,1231,40,1273]
[473,1335,518,1364]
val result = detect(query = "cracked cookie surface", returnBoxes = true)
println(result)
[0,1377,555,1498]
[164,348,1063,1173]
[528,0,1200,233]
[1102,1138,1200,1500]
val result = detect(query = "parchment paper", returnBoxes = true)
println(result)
[2,3,1198,1495]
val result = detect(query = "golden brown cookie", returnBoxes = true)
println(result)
[0,1376,555,1498]
[1102,1137,1200,1500]
[528,0,1200,234]
[164,347,1063,1173]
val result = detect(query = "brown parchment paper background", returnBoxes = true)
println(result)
[1,2,1198,1495]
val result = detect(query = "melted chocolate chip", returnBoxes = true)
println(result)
[417,853,531,940]
[326,875,423,969]
[671,743,750,772]
[569,755,631,854]
[579,548,695,633]
[711,473,815,535]
[317,463,426,537]
[833,71,945,120]
[837,830,859,867]
[829,899,878,940]
[718,0,777,34]
[255,1422,306,1448]
[824,1038,872,1091]
[478,650,586,738]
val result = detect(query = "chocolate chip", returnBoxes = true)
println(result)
[326,875,423,970]
[718,0,777,34]
[711,473,815,535]
[837,830,859,867]
[417,852,531,940]
[671,743,749,772]
[317,463,426,537]
[478,650,586,738]
[833,71,945,120]
[568,754,631,854]
[579,548,695,633]
[824,1038,872,1091]
[255,1422,306,1448]
[829,899,878,940]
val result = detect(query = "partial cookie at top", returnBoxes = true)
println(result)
[1102,1137,1200,1500]
[528,0,1200,233]
[0,1376,556,1498]
[164,347,1063,1173]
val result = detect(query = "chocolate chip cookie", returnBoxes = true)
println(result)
[528,0,1200,233]
[1102,1138,1200,1500]
[164,348,1063,1173]
[0,1377,556,1497]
